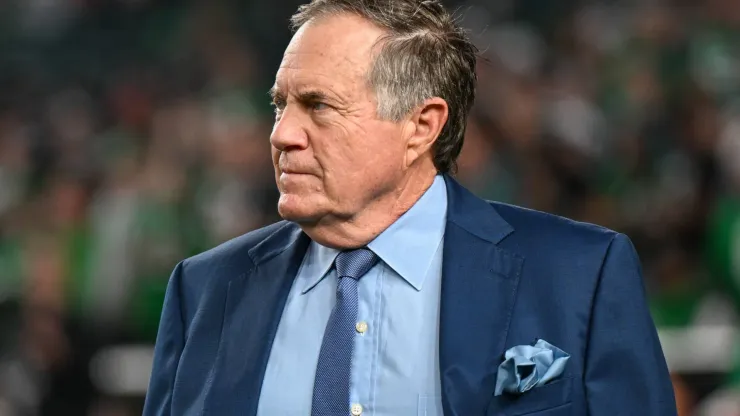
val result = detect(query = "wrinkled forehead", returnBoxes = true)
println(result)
[274,14,386,96]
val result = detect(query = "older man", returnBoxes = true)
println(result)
[144,1,676,415]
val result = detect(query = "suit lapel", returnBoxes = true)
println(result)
[205,224,311,416]
[440,176,523,415]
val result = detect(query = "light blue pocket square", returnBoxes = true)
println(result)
[494,339,570,396]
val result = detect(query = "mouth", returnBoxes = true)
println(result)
[279,164,314,175]
[281,169,310,175]
[279,169,316,182]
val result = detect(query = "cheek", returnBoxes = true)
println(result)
[341,141,403,190]
[316,121,403,192]
[363,133,405,172]
[271,149,283,191]
[271,149,283,181]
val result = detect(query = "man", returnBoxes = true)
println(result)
[144,1,677,415]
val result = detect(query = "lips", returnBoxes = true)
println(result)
[278,153,314,176]
[279,162,314,175]
[281,168,310,175]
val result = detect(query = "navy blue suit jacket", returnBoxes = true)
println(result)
[144,176,676,415]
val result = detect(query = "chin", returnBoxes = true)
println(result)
[276,194,322,223]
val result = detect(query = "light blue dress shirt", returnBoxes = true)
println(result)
[257,175,447,416]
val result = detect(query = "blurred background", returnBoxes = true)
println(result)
[0,0,739,414]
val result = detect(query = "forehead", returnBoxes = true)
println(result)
[274,14,386,97]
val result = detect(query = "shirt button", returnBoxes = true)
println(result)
[350,403,363,415]
[355,321,368,334]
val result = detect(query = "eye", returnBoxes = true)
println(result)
[271,98,286,112]
[310,101,330,112]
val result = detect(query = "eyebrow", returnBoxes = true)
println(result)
[268,86,282,101]
[296,89,331,104]
[269,86,336,105]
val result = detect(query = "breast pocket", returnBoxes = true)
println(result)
[486,376,573,416]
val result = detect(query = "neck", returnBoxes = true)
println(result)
[302,168,438,249]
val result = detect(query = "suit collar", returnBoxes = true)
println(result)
[205,222,310,416]
[439,174,522,415]
[247,221,308,266]
[442,173,514,244]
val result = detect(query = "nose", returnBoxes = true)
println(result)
[270,106,309,152]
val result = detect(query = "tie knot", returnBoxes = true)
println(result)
[335,248,378,280]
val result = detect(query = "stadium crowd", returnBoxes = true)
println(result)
[1,0,740,414]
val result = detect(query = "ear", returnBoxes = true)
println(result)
[404,97,449,168]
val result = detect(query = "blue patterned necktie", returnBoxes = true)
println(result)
[311,248,379,416]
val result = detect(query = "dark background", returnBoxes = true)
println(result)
[1,0,740,414]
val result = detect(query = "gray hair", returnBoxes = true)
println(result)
[290,0,477,174]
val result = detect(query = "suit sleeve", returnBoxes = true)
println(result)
[143,261,186,416]
[584,234,677,415]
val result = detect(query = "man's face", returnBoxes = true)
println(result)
[270,14,408,225]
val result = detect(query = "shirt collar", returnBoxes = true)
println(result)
[299,175,447,294]
[368,175,447,291]
[299,242,340,294]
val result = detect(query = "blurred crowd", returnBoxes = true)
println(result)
[1,0,740,414]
